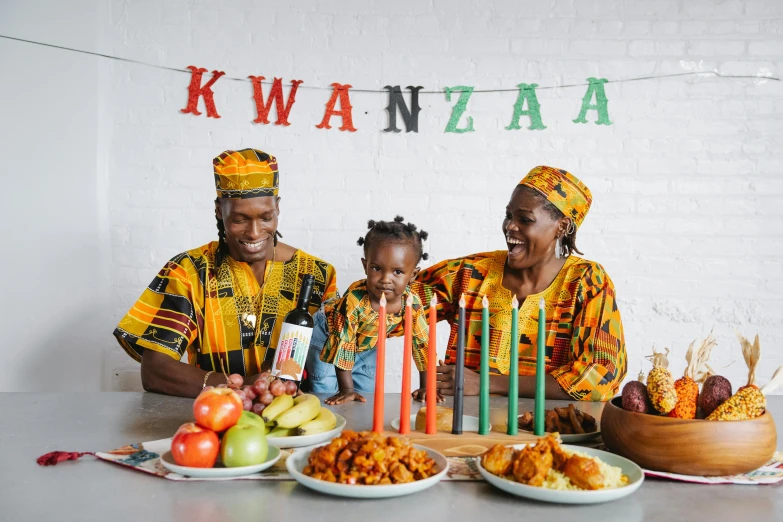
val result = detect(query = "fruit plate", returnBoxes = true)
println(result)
[266,414,347,449]
[159,445,281,478]
[391,414,491,433]
[477,444,644,505]
[286,443,449,498]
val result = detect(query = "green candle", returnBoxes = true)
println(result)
[507,295,519,435]
[479,295,490,435]
[534,297,546,436]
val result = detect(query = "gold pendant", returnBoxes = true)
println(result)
[241,313,256,329]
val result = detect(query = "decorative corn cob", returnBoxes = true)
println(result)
[668,333,716,419]
[645,347,678,414]
[708,364,783,421]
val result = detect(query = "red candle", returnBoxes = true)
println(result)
[426,294,438,434]
[372,292,387,433]
[399,294,413,434]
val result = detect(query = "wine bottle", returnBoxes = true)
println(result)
[271,274,315,383]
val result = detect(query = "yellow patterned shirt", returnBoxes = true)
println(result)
[319,280,429,372]
[113,242,337,376]
[412,252,626,401]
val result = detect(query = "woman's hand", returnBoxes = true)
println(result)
[325,390,366,405]
[436,361,480,396]
[411,388,445,403]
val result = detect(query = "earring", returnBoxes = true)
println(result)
[555,237,563,259]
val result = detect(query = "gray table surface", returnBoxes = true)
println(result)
[1,393,780,522]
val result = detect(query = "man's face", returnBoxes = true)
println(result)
[216,197,279,264]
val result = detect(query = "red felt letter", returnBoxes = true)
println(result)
[181,66,225,118]
[249,77,303,126]
[316,83,357,132]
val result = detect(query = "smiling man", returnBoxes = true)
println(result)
[113,149,337,397]
[412,166,627,402]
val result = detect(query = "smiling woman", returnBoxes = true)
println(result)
[413,166,627,402]
[113,149,338,398]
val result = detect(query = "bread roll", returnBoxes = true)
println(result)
[415,406,454,432]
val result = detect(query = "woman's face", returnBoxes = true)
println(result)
[502,187,562,271]
[217,196,279,264]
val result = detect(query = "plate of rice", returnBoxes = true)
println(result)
[477,439,643,504]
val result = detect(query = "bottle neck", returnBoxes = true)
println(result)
[296,280,314,310]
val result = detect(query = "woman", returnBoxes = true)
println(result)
[414,166,626,401]
[113,149,338,398]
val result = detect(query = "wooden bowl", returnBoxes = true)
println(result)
[601,397,777,476]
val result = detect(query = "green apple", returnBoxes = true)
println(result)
[236,410,266,430]
[220,424,268,467]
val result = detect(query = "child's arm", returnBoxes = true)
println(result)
[325,368,367,405]
[412,370,446,403]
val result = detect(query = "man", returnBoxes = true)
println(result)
[114,149,338,397]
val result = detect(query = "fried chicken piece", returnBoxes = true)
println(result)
[536,434,569,471]
[518,411,534,431]
[482,444,516,477]
[562,454,604,490]
[512,444,553,486]
[567,404,586,434]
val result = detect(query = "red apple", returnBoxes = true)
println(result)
[193,388,243,432]
[171,422,219,468]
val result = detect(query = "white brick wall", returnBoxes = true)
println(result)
[6,0,783,394]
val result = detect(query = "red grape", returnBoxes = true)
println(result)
[252,379,269,394]
[251,402,266,415]
[242,399,253,411]
[228,374,244,389]
[234,389,247,401]
[216,383,228,388]
[269,380,285,397]
[242,386,257,401]
[259,371,272,382]
[284,381,298,395]
[259,391,274,405]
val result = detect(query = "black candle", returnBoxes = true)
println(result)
[452,294,466,434]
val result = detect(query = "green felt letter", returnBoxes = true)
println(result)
[444,86,475,133]
[506,83,546,131]
[573,77,612,125]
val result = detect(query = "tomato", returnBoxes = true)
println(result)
[171,422,219,468]
[193,387,243,432]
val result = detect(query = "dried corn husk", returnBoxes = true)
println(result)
[735,330,761,389]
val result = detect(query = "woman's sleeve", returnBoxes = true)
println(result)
[412,258,464,322]
[113,254,201,363]
[319,299,358,371]
[410,301,430,372]
[550,267,627,401]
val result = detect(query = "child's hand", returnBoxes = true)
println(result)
[325,390,367,405]
[411,388,445,403]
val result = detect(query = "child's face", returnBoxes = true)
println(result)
[362,241,420,306]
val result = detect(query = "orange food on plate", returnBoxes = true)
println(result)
[302,430,438,485]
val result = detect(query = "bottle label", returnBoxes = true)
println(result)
[271,323,313,381]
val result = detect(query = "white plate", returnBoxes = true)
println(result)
[160,445,281,478]
[391,414,491,433]
[266,414,346,448]
[518,429,601,443]
[287,443,449,498]
[477,444,644,505]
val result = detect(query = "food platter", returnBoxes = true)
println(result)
[517,427,601,444]
[266,414,347,448]
[391,414,491,433]
[159,445,281,478]
[477,443,644,505]
[286,443,449,498]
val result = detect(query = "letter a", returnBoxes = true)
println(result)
[506,83,546,130]
[316,83,357,132]
[573,77,612,125]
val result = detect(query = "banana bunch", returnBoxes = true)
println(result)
[261,394,337,436]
